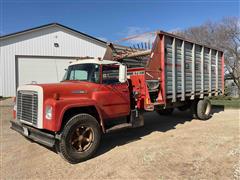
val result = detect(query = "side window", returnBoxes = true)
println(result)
[102,65,119,84]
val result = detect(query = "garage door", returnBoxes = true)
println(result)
[17,56,75,87]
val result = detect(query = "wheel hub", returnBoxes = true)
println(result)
[71,126,94,152]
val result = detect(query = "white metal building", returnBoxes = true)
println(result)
[0,23,107,97]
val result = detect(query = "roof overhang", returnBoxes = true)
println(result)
[0,23,107,47]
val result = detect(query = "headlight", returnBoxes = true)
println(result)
[45,105,53,120]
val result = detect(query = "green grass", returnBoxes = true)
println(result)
[0,97,11,101]
[210,97,240,109]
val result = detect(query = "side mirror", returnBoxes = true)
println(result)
[119,64,127,83]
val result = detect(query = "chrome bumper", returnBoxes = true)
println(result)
[10,120,55,147]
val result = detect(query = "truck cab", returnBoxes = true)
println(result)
[11,58,139,163]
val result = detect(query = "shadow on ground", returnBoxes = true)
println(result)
[95,106,224,158]
[29,106,225,158]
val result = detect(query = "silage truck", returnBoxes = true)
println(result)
[11,31,224,163]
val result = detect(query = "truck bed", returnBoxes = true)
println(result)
[109,31,224,105]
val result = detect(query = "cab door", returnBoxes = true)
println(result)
[97,64,130,119]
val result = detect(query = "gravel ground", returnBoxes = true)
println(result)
[0,98,240,179]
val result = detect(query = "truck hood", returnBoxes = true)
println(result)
[35,81,99,99]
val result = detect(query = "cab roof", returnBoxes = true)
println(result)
[69,58,121,66]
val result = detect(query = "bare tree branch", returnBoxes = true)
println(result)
[176,17,240,95]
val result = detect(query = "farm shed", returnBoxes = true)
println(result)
[0,23,107,96]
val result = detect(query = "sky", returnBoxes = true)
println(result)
[0,0,239,42]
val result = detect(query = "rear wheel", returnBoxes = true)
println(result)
[197,98,212,120]
[156,108,174,116]
[58,113,101,164]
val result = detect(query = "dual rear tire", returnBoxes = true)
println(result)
[156,98,212,120]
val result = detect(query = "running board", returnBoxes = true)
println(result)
[106,123,132,133]
[106,110,144,133]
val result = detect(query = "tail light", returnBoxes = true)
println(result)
[13,97,16,119]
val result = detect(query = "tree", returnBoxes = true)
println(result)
[176,17,240,95]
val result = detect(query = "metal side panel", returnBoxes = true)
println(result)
[204,47,210,90]
[201,46,204,98]
[176,39,183,94]
[185,42,193,93]
[165,36,173,94]
[162,33,224,101]
[195,44,202,92]
[215,51,219,95]
[191,44,195,99]
[172,38,176,102]
[221,53,225,94]
[218,52,223,90]
[211,50,217,94]
[181,41,185,101]
[209,49,212,96]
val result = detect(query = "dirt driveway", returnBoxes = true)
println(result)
[1,98,240,179]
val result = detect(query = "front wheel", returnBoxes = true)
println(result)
[58,113,101,164]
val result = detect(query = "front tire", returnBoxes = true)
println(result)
[58,113,101,164]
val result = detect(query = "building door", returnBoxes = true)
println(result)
[17,56,75,87]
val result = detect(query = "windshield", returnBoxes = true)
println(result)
[63,63,100,83]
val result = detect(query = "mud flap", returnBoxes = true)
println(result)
[130,109,144,128]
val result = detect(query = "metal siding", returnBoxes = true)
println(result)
[172,38,176,102]
[0,26,106,96]
[200,46,204,98]
[191,43,196,99]
[181,41,185,101]
[164,34,223,100]
[215,51,219,94]
[211,50,217,91]
[165,36,173,94]
[204,48,210,90]
[0,46,3,96]
[195,45,202,91]
[185,42,193,93]
[218,52,222,89]
[176,39,183,94]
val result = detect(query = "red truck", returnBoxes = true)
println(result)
[11,31,224,164]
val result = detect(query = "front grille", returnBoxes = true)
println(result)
[17,90,38,125]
